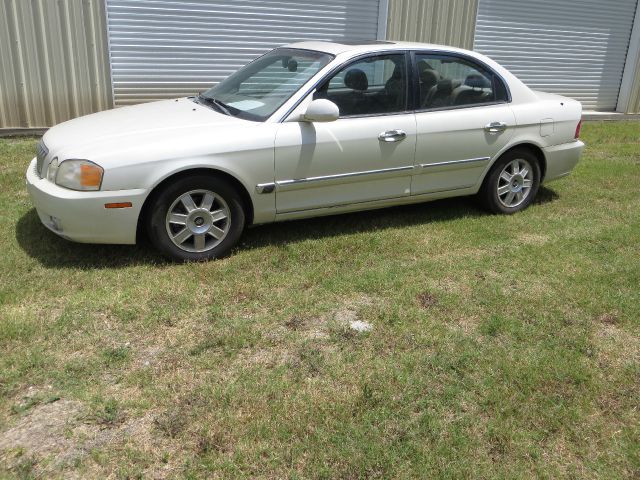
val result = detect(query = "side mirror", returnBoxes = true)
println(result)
[303,99,339,122]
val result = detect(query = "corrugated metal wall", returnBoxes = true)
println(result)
[622,11,640,113]
[474,0,638,111]
[628,58,640,113]
[105,0,384,106]
[386,0,478,49]
[0,0,113,129]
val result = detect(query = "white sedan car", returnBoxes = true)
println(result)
[26,41,584,261]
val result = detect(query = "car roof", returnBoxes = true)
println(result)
[284,40,470,57]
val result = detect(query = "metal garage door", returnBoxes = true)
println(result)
[106,0,386,105]
[473,0,639,110]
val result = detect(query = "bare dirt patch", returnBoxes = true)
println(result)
[596,312,619,325]
[0,396,174,478]
[416,291,437,309]
[593,322,639,369]
[0,399,83,470]
[239,296,376,370]
[517,233,550,245]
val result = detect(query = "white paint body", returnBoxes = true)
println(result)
[26,41,584,245]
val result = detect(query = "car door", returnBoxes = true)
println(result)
[273,52,417,214]
[411,52,515,195]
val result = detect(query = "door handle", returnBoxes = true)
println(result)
[484,122,508,133]
[378,129,407,142]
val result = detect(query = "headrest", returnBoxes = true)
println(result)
[464,73,491,89]
[417,60,434,72]
[389,65,402,80]
[344,68,368,91]
[420,69,439,89]
[436,79,453,93]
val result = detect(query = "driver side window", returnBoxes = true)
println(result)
[314,54,407,117]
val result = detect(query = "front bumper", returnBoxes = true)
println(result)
[543,140,585,182]
[25,158,147,244]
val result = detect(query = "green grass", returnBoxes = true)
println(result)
[0,122,638,478]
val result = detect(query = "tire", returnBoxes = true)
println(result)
[146,175,245,261]
[479,148,541,214]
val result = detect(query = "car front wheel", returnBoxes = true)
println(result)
[147,175,245,261]
[479,148,541,214]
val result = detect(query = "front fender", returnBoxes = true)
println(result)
[99,125,280,225]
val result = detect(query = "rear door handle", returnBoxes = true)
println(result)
[484,122,508,133]
[378,129,407,142]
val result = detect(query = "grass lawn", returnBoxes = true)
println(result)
[0,122,638,479]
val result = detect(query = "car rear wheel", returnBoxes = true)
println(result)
[147,175,245,261]
[479,148,541,214]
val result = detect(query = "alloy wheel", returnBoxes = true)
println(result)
[165,189,231,253]
[496,158,534,208]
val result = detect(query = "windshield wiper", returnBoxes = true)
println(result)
[197,94,232,116]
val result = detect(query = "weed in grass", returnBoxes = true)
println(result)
[12,455,36,480]
[196,426,232,455]
[284,315,305,331]
[290,344,325,377]
[153,409,188,439]
[101,346,130,367]
[479,314,510,337]
[88,398,123,427]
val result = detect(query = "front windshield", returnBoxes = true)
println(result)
[200,48,333,121]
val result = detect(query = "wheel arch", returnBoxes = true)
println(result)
[136,167,255,242]
[485,142,547,185]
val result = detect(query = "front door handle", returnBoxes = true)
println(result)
[378,129,407,142]
[484,122,508,133]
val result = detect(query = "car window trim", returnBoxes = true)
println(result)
[410,49,512,110]
[414,100,511,114]
[278,48,512,122]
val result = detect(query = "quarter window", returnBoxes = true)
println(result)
[415,54,508,109]
[314,54,408,117]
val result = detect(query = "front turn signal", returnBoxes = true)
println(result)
[80,164,103,189]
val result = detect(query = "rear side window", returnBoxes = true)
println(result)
[415,53,509,110]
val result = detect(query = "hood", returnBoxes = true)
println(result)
[43,98,254,160]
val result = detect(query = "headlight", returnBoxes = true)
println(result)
[46,157,59,182]
[55,160,104,191]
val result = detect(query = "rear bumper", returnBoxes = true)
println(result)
[25,158,147,244]
[543,140,584,182]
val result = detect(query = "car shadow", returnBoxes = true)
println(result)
[15,210,167,269]
[15,187,559,269]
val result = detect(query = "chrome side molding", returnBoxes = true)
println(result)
[256,157,491,194]
[278,165,414,187]
[419,156,490,169]
[255,183,276,194]
[256,165,415,193]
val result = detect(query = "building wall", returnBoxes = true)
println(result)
[0,0,112,129]
[0,0,637,130]
[624,20,640,113]
[629,59,640,113]
[386,0,478,49]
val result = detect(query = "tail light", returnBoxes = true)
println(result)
[575,120,582,139]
